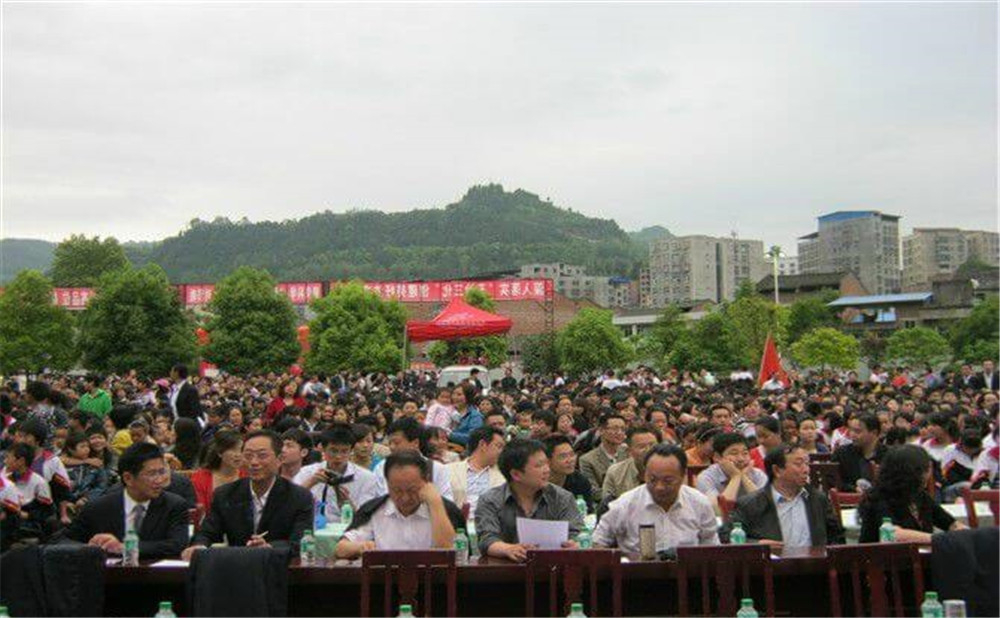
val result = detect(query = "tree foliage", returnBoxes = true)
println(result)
[0,270,78,373]
[885,327,952,368]
[204,267,301,374]
[306,281,406,374]
[950,296,999,363]
[517,334,560,375]
[425,287,509,367]
[556,308,631,375]
[77,264,196,377]
[790,327,860,370]
[786,291,840,343]
[724,295,788,368]
[49,235,129,287]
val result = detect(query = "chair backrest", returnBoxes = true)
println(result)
[687,464,709,488]
[826,543,924,617]
[809,462,842,494]
[360,550,457,617]
[960,487,1000,529]
[676,544,774,617]
[809,452,833,463]
[828,490,862,521]
[717,496,737,523]
[524,549,622,617]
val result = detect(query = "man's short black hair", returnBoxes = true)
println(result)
[281,428,313,450]
[468,426,504,452]
[533,409,556,430]
[598,413,626,427]
[8,442,35,467]
[17,418,48,444]
[754,416,780,434]
[172,364,189,379]
[84,373,103,386]
[498,438,546,482]
[118,442,164,478]
[853,413,881,434]
[763,444,805,484]
[643,443,687,470]
[320,423,357,448]
[244,429,282,455]
[26,381,51,402]
[383,450,429,480]
[542,434,574,458]
[712,432,747,456]
[387,417,423,443]
[627,424,662,445]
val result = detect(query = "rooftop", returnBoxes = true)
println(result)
[828,292,933,307]
[818,210,901,224]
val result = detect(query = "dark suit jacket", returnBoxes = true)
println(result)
[60,487,190,559]
[727,484,845,546]
[175,382,202,420]
[975,372,999,391]
[191,477,313,554]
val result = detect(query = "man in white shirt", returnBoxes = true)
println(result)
[373,418,454,501]
[446,426,506,519]
[336,452,464,558]
[294,424,379,523]
[594,444,719,554]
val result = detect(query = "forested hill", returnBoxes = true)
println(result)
[127,184,646,282]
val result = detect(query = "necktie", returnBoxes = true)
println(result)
[132,504,146,536]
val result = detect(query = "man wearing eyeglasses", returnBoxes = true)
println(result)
[58,442,190,560]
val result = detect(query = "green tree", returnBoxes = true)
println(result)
[77,264,196,377]
[667,310,738,371]
[859,331,888,366]
[786,291,839,343]
[204,267,301,374]
[424,288,509,367]
[556,308,631,375]
[0,270,78,373]
[641,305,687,364]
[790,327,860,370]
[950,296,1000,362]
[49,235,129,287]
[724,295,788,368]
[517,334,559,374]
[885,327,952,368]
[306,281,406,374]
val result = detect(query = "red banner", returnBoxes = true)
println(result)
[358,278,552,303]
[275,282,324,305]
[52,287,95,309]
[182,284,215,307]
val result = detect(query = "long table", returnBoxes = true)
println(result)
[104,547,933,617]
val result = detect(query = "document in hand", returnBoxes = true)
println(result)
[516,517,569,549]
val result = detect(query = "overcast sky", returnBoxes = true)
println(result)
[2,2,997,254]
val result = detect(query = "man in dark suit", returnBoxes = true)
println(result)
[182,430,313,561]
[59,443,190,560]
[975,360,998,391]
[726,445,845,547]
[170,364,202,421]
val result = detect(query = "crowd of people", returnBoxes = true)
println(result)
[0,359,996,564]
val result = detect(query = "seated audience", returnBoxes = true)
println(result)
[190,429,246,514]
[544,435,593,512]
[602,424,661,502]
[695,432,768,506]
[294,424,379,524]
[446,426,506,519]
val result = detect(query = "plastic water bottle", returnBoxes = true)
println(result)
[300,529,316,567]
[730,522,747,545]
[736,598,759,618]
[879,517,896,542]
[398,603,415,618]
[575,495,587,519]
[576,529,592,549]
[123,530,140,566]
[469,529,480,560]
[340,502,354,527]
[921,592,944,618]
[315,502,327,531]
[0,605,10,618]
[454,528,469,565]
[567,602,587,617]
[154,601,177,617]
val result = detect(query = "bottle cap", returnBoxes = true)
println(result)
[741,598,754,605]
[400,605,412,612]
[160,601,172,610]
[571,603,583,611]
[926,592,938,600]
[304,529,313,536]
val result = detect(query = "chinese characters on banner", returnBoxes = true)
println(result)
[274,282,324,305]
[52,288,95,310]
[358,278,553,303]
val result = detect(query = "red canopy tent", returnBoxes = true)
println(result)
[406,298,513,342]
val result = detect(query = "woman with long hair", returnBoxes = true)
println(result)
[170,417,202,470]
[189,429,246,513]
[263,379,307,426]
[858,444,966,543]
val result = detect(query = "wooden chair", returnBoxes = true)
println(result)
[960,487,1000,528]
[717,496,737,523]
[360,550,457,617]
[809,452,833,463]
[524,549,622,617]
[828,489,863,521]
[826,543,925,617]
[687,464,709,488]
[809,462,843,494]
[188,505,205,534]
[676,544,774,617]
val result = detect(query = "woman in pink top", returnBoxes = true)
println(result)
[424,388,456,430]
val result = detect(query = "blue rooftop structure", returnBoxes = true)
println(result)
[827,292,933,307]
[817,210,901,223]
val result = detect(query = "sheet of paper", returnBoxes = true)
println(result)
[150,559,190,567]
[516,517,568,549]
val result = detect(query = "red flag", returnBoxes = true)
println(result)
[758,333,789,387]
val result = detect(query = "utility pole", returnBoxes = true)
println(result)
[767,245,782,306]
